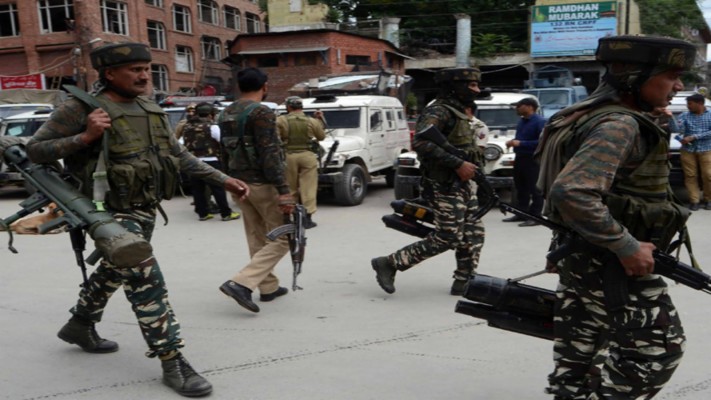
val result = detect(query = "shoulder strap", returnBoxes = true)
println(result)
[63,85,101,110]
[236,102,262,138]
[439,103,469,120]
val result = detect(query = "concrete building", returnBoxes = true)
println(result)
[0,0,264,97]
[223,29,410,103]
[267,0,330,32]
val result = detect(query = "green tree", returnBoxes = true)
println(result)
[348,0,534,54]
[306,0,707,57]
[635,0,705,38]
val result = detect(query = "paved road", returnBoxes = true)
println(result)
[1,183,710,400]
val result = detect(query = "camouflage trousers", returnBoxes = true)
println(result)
[546,253,685,399]
[390,181,485,280]
[71,208,184,358]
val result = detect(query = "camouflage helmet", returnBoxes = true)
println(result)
[434,67,481,84]
[596,35,696,71]
[90,43,152,70]
[195,102,214,116]
[185,103,197,112]
[285,96,303,108]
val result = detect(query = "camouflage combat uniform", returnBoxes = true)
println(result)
[182,113,236,219]
[389,96,486,284]
[537,35,697,399]
[218,100,290,294]
[26,95,228,358]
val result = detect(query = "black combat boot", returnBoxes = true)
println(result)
[371,256,397,294]
[161,354,213,397]
[57,316,119,353]
[304,213,317,229]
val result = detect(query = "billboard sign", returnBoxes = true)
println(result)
[531,1,618,58]
[0,74,47,90]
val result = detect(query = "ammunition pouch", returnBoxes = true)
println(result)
[158,154,180,200]
[222,134,258,175]
[604,193,689,252]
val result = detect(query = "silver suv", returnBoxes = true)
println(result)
[0,109,52,191]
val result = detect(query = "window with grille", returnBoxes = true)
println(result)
[176,46,194,73]
[173,5,192,33]
[151,64,169,91]
[0,4,19,37]
[246,12,260,33]
[198,0,218,25]
[147,21,166,50]
[101,1,128,36]
[38,0,74,34]
[224,6,240,30]
[201,37,221,60]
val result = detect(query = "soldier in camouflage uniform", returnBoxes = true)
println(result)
[26,43,249,398]
[372,67,486,296]
[217,67,296,313]
[182,102,240,221]
[536,35,697,399]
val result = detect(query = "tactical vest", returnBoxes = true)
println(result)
[218,101,261,177]
[422,101,483,184]
[283,113,313,151]
[542,105,688,251]
[182,117,220,158]
[71,96,180,211]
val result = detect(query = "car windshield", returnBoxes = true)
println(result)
[537,90,569,107]
[477,108,519,129]
[3,119,48,137]
[0,105,52,120]
[305,109,360,129]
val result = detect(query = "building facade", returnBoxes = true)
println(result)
[224,29,409,103]
[0,0,264,97]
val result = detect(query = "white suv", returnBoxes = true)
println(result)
[278,95,411,206]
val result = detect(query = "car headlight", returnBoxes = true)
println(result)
[483,145,502,161]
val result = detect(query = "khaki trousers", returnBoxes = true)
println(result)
[680,149,711,204]
[285,151,319,214]
[230,183,289,294]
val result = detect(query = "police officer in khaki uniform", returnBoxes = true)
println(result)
[26,43,249,397]
[174,103,196,139]
[371,67,486,296]
[537,35,696,399]
[217,68,296,313]
[276,96,326,228]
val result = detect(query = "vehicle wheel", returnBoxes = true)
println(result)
[385,167,396,188]
[333,164,367,206]
[394,167,419,200]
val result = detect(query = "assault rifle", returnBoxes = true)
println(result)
[267,204,307,291]
[0,144,153,284]
[383,125,711,340]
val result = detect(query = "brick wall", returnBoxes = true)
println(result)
[231,30,407,102]
[0,0,262,95]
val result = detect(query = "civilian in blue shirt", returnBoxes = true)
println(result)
[670,93,711,210]
[504,97,547,226]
